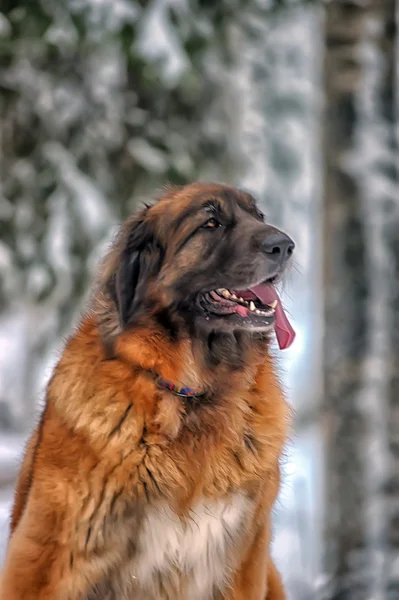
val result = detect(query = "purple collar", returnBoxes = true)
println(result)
[156,376,205,398]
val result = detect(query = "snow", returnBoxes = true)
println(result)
[0,311,30,427]
[135,0,189,86]
[0,242,12,270]
[69,0,139,34]
[0,433,24,562]
[128,138,168,173]
[0,13,11,38]
[43,143,113,241]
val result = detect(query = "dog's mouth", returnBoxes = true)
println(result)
[198,281,295,349]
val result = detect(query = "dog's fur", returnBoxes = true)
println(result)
[1,183,291,600]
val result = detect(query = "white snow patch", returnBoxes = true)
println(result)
[136,0,189,86]
[43,143,111,240]
[128,138,168,173]
[0,13,11,38]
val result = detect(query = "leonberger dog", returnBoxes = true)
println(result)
[1,182,296,600]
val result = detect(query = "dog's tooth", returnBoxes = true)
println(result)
[270,300,278,309]
[239,297,244,303]
[255,309,261,314]
[231,293,237,300]
[249,301,256,312]
[222,290,230,298]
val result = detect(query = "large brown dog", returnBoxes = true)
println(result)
[1,182,296,600]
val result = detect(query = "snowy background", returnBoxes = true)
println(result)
[1,1,398,598]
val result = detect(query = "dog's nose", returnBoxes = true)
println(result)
[262,230,295,264]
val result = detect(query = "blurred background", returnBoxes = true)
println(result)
[0,0,398,598]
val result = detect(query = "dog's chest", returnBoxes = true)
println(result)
[132,493,252,599]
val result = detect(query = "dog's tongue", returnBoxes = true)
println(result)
[249,284,295,350]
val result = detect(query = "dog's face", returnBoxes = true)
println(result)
[103,183,295,349]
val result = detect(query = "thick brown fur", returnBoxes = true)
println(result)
[1,183,291,600]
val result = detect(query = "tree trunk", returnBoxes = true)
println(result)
[383,1,399,595]
[323,0,398,598]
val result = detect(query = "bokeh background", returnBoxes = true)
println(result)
[0,0,398,598]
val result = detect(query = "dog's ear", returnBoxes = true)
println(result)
[112,211,163,327]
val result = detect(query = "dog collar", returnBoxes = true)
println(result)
[156,376,205,398]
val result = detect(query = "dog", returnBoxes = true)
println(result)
[1,182,295,600]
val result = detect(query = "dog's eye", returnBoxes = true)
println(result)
[256,211,264,222]
[202,218,222,229]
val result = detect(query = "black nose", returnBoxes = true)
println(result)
[262,230,295,264]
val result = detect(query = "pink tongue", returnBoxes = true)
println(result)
[249,284,295,350]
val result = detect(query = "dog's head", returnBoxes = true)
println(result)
[97,183,295,351]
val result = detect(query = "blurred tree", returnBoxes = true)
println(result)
[0,0,326,429]
[0,0,243,316]
[0,0,244,427]
[323,0,398,598]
